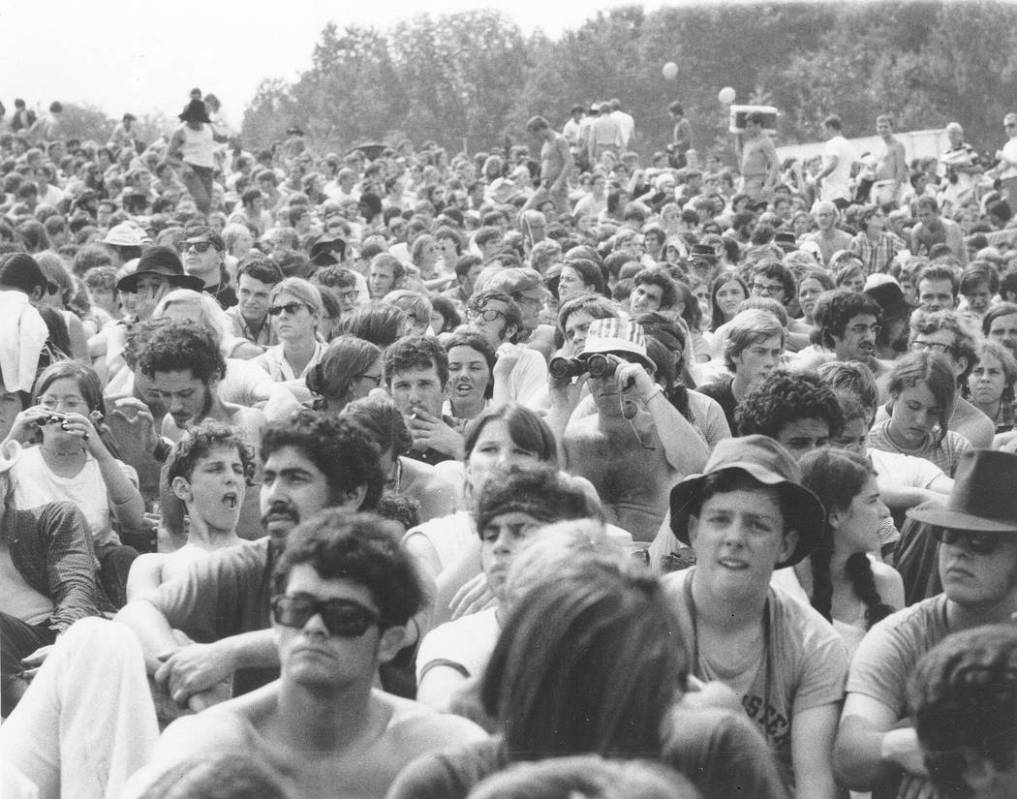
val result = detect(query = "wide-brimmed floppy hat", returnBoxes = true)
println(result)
[669,435,825,568]
[908,449,1017,533]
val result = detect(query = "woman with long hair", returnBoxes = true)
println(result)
[3,361,146,604]
[445,329,496,423]
[388,557,687,799]
[867,351,971,476]
[792,268,835,332]
[304,335,383,416]
[708,271,748,333]
[798,449,904,654]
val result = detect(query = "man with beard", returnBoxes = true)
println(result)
[115,410,385,711]
[139,321,268,546]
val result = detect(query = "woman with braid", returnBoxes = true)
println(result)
[798,449,904,655]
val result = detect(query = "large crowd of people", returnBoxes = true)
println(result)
[1,88,1017,799]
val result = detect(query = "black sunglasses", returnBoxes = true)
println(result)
[271,594,381,637]
[179,240,213,253]
[267,302,308,316]
[932,527,1004,556]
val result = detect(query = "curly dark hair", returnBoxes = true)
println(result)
[166,419,256,486]
[260,409,384,511]
[911,624,1017,799]
[272,510,424,627]
[736,369,845,440]
[818,289,882,349]
[383,334,449,388]
[137,321,226,383]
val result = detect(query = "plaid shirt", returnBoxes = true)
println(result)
[849,231,905,276]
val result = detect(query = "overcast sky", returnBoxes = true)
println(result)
[0,0,664,127]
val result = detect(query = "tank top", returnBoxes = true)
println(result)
[180,124,215,169]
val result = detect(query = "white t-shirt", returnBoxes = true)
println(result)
[821,135,857,202]
[415,606,499,684]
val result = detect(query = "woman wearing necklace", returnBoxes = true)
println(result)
[3,362,145,605]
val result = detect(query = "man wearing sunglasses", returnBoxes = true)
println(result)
[116,411,385,713]
[180,225,237,310]
[123,511,484,798]
[835,449,1017,799]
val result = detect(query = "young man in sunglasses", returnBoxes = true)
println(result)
[180,224,238,310]
[123,511,484,799]
[115,411,385,712]
[835,449,1017,799]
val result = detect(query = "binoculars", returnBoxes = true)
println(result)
[549,353,621,381]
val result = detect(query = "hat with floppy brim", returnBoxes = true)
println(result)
[907,450,1017,533]
[116,267,205,294]
[669,436,825,568]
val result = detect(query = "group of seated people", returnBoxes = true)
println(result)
[1,98,1017,799]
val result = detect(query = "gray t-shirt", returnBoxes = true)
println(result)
[663,568,848,792]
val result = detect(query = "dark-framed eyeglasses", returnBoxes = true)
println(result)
[271,594,382,637]
[847,323,881,336]
[932,528,1004,556]
[267,302,309,317]
[352,373,383,387]
[751,282,784,294]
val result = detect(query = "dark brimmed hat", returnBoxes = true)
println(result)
[689,243,717,263]
[669,435,825,568]
[116,246,204,293]
[907,450,1017,533]
[178,99,211,124]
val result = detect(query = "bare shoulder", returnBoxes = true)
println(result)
[871,559,905,608]
[378,690,487,748]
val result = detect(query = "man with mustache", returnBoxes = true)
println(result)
[813,291,892,393]
[115,410,384,712]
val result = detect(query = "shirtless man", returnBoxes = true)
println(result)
[126,421,251,599]
[737,111,779,201]
[122,511,485,799]
[558,318,708,543]
[872,114,907,206]
[137,321,266,544]
[527,115,572,216]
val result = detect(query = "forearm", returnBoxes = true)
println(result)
[96,451,146,527]
[114,600,180,673]
[644,390,709,473]
[834,717,908,790]
[879,483,939,511]
[212,629,279,672]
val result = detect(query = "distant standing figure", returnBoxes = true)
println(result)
[167,99,222,215]
[872,114,907,206]
[738,111,779,201]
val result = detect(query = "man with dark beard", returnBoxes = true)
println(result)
[115,410,385,711]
